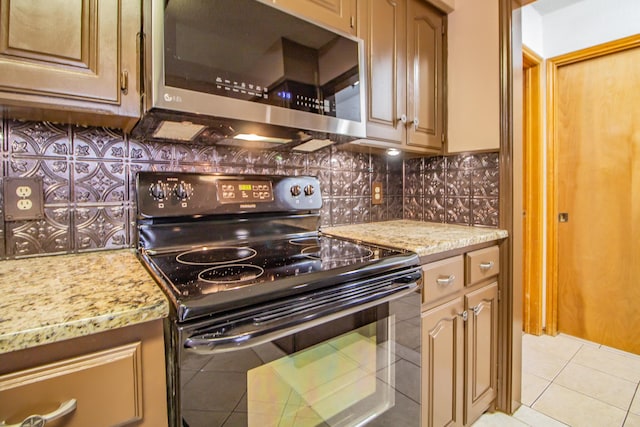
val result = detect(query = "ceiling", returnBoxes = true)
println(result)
[529,0,587,15]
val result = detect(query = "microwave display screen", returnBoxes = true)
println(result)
[163,0,362,122]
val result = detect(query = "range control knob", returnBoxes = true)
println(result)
[304,184,315,196]
[174,182,192,200]
[290,185,302,197]
[149,183,166,200]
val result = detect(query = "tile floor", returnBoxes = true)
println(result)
[473,333,640,427]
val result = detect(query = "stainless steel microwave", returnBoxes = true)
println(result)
[133,0,366,149]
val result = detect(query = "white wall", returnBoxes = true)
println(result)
[522,6,543,56]
[523,0,640,58]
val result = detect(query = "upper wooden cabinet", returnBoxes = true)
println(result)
[356,0,444,155]
[446,0,500,153]
[272,0,357,35]
[0,0,141,132]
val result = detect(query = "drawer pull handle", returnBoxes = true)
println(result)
[479,261,494,272]
[1,398,77,427]
[436,275,456,286]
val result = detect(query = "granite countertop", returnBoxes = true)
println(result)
[322,220,508,257]
[0,249,169,355]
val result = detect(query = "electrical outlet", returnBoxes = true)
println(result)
[17,199,33,210]
[3,177,45,221]
[372,181,383,205]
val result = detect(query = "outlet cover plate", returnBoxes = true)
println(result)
[3,177,45,221]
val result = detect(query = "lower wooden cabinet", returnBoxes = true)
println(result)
[421,246,500,427]
[0,320,167,427]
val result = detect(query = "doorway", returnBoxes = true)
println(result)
[546,35,640,354]
[522,46,544,336]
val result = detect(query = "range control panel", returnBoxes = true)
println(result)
[136,172,322,218]
[218,180,274,204]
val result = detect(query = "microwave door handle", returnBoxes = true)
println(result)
[183,280,419,354]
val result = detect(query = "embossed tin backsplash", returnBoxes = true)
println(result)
[0,119,499,258]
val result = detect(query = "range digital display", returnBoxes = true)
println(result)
[218,180,274,204]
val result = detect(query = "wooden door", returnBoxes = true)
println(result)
[406,0,443,150]
[421,297,464,427]
[358,0,406,145]
[465,282,498,425]
[555,43,640,354]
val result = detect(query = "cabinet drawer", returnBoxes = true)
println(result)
[0,342,142,427]
[466,246,500,285]
[422,255,464,305]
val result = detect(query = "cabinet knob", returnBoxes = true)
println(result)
[2,398,77,427]
[398,114,407,124]
[412,118,420,130]
[458,310,468,322]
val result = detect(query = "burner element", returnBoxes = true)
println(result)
[176,246,257,265]
[299,237,374,263]
[198,264,265,284]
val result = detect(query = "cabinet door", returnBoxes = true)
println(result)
[465,282,499,425]
[406,0,444,150]
[273,0,356,35]
[1,0,118,103]
[0,0,140,130]
[359,0,406,145]
[421,297,464,427]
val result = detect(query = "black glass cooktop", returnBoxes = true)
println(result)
[143,235,417,321]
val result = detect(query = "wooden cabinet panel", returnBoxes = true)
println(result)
[273,0,356,34]
[421,297,464,427]
[356,0,444,154]
[0,320,168,427]
[407,0,444,150]
[0,343,143,426]
[0,0,141,131]
[466,246,500,286]
[446,0,500,153]
[420,245,500,426]
[360,0,406,144]
[0,0,117,102]
[422,255,464,305]
[465,282,498,424]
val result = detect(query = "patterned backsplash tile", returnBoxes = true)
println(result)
[0,120,499,258]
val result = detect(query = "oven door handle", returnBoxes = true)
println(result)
[183,279,420,354]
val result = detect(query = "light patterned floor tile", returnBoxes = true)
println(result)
[626,413,640,427]
[513,405,569,426]
[601,345,640,360]
[523,333,583,361]
[521,371,551,406]
[533,384,627,427]
[631,391,640,416]
[472,411,529,426]
[553,362,637,410]
[522,347,569,381]
[572,345,640,383]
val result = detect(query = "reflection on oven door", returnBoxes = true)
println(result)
[247,321,394,426]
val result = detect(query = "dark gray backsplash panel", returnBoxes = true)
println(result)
[0,120,499,257]
[404,153,500,227]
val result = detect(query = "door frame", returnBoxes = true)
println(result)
[545,34,640,335]
[522,46,544,335]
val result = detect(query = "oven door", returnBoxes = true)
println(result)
[175,270,422,427]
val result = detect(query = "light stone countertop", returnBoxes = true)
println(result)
[0,249,169,355]
[322,220,508,257]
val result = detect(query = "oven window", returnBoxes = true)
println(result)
[247,321,392,425]
[180,295,421,427]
